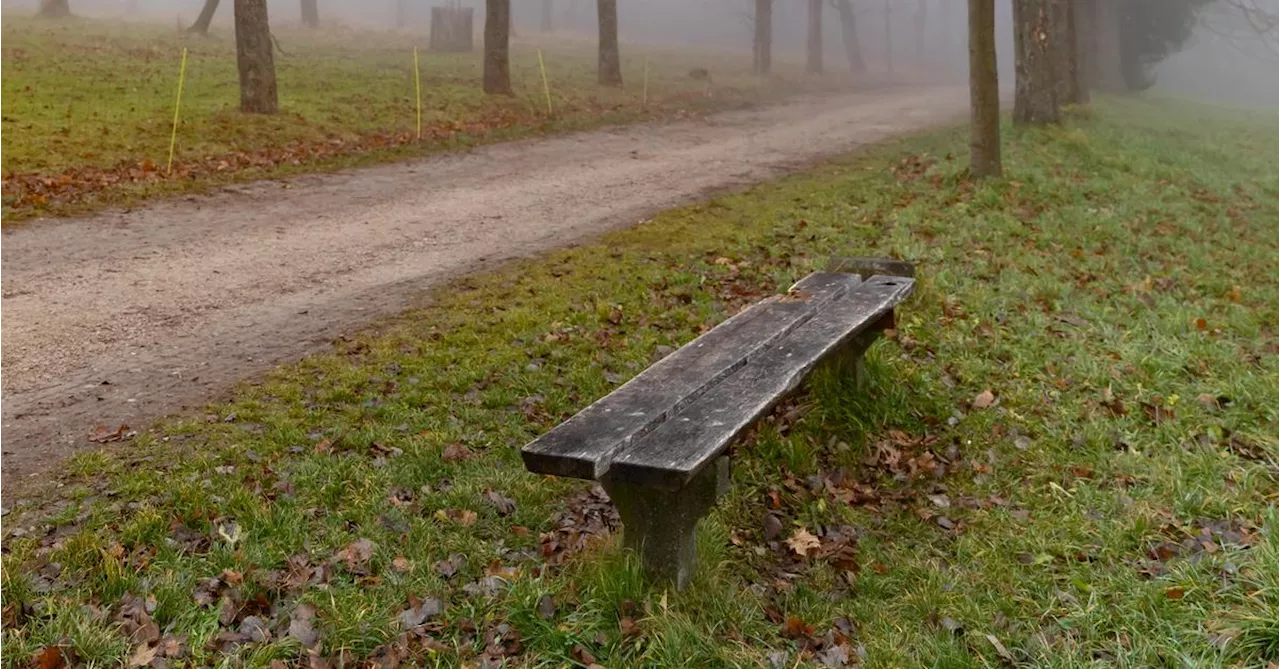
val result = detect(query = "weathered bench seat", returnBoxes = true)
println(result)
[521,264,915,587]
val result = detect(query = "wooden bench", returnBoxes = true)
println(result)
[521,259,915,588]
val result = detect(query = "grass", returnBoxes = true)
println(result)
[0,16,847,222]
[2,96,1277,668]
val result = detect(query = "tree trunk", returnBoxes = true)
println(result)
[753,0,772,74]
[484,0,513,95]
[1056,0,1084,103]
[300,0,318,28]
[883,0,893,74]
[913,0,928,63]
[833,0,865,74]
[597,0,622,85]
[187,0,219,33]
[969,0,1001,177]
[37,0,71,17]
[1093,0,1126,92]
[807,0,822,74]
[1013,0,1059,124]
[234,0,278,114]
[541,0,553,32]
[1074,0,1093,100]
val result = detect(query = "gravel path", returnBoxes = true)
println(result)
[1,85,968,491]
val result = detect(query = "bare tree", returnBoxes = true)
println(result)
[1013,0,1059,124]
[913,0,928,63]
[598,0,622,85]
[484,0,513,95]
[807,0,823,74]
[301,0,319,28]
[235,0,278,113]
[969,0,1001,177]
[1054,0,1085,104]
[188,0,219,34]
[754,0,773,74]
[832,0,865,74]
[38,0,71,17]
[541,0,553,32]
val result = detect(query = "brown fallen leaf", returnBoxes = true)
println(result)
[1165,586,1186,600]
[781,615,816,639]
[335,538,376,572]
[88,424,130,443]
[971,389,996,409]
[536,594,557,620]
[441,443,473,462]
[391,556,411,573]
[484,490,517,516]
[785,528,821,557]
[34,647,67,669]
[127,644,157,668]
[287,603,320,651]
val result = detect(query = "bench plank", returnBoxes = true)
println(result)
[606,276,914,490]
[521,271,863,480]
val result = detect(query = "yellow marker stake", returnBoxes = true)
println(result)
[166,47,188,175]
[537,49,553,116]
[642,56,649,108]
[413,47,422,140]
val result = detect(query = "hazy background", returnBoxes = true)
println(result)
[3,0,1275,108]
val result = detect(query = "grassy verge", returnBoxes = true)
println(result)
[0,16,846,222]
[2,97,1276,667]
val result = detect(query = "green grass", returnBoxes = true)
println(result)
[0,16,845,222]
[3,96,1277,668]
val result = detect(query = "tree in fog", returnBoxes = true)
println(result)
[1053,0,1084,104]
[542,0,554,33]
[1013,0,1060,124]
[969,0,1001,177]
[754,0,772,74]
[301,0,319,28]
[188,0,219,35]
[484,0,513,95]
[598,0,622,86]
[235,0,278,113]
[807,0,823,74]
[38,0,71,18]
[831,0,866,74]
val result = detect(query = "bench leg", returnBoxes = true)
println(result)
[829,310,895,389]
[602,457,729,590]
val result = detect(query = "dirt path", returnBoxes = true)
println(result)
[1,85,968,492]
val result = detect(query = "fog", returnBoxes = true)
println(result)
[5,0,1276,108]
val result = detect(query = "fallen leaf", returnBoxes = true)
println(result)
[391,556,411,573]
[34,647,67,669]
[785,529,821,557]
[781,615,816,639]
[935,516,956,530]
[126,644,156,668]
[971,390,996,409]
[88,424,130,443]
[986,634,1015,662]
[1165,586,1186,600]
[536,594,556,620]
[484,490,517,516]
[570,644,597,665]
[335,538,376,572]
[763,514,783,540]
[441,443,473,462]
[287,603,320,651]
[398,595,444,629]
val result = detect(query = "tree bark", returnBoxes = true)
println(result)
[484,0,513,95]
[541,0,553,32]
[1074,0,1094,100]
[833,0,865,74]
[969,0,1001,177]
[1013,0,1059,124]
[188,0,219,34]
[37,0,71,17]
[754,0,772,74]
[1057,0,1085,103]
[597,0,622,85]
[300,0,318,28]
[807,0,823,74]
[1090,0,1126,92]
[234,0,278,114]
